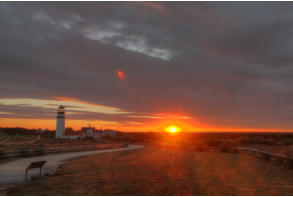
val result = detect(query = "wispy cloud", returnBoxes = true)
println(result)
[0,98,130,115]
[83,21,173,61]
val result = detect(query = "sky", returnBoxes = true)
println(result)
[1,2,293,132]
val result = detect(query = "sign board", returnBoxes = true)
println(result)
[26,160,46,180]
[27,160,46,170]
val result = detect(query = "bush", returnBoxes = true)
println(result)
[280,138,293,145]
[284,159,293,170]
[17,149,30,155]
[228,147,239,153]
[0,149,6,156]
[196,145,206,151]
[219,145,230,152]
[205,139,222,147]
[34,148,45,155]
[262,155,272,161]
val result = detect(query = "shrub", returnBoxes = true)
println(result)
[18,149,30,156]
[0,149,6,156]
[196,145,206,151]
[262,154,272,161]
[219,145,230,152]
[279,138,293,145]
[34,148,45,155]
[205,139,222,147]
[228,147,239,153]
[286,159,293,170]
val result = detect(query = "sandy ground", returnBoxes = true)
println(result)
[0,144,143,185]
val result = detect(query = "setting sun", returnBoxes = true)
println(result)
[165,125,181,133]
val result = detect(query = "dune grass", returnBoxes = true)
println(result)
[7,147,293,195]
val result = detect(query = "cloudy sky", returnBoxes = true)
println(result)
[1,2,293,132]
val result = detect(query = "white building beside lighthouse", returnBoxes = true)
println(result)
[56,105,65,138]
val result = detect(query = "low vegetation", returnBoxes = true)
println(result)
[7,147,293,195]
[0,127,128,159]
[2,128,293,195]
[124,132,293,155]
[1,128,293,159]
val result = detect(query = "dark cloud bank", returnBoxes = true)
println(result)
[1,2,293,130]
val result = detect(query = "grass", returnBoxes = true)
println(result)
[0,157,20,165]
[0,133,126,160]
[6,146,293,195]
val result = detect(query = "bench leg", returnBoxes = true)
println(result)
[25,169,28,181]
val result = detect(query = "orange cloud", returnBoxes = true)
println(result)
[51,96,78,101]
[138,2,166,14]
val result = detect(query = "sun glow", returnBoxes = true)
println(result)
[165,125,181,134]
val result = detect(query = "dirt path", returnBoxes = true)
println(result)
[0,144,143,185]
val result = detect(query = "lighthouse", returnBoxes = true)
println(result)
[56,105,65,139]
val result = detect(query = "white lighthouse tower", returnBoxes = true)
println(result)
[56,105,65,139]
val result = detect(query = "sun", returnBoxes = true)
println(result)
[165,125,181,134]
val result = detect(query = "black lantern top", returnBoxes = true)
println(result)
[58,105,65,113]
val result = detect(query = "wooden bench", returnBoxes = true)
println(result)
[25,160,46,180]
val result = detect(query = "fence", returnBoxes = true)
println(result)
[239,147,293,163]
